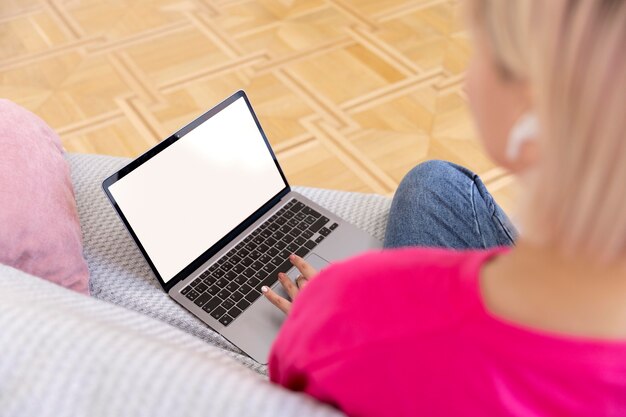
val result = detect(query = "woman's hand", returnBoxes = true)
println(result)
[262,254,318,314]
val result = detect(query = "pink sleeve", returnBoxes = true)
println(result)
[268,249,479,415]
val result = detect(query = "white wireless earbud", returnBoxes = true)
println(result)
[507,112,539,162]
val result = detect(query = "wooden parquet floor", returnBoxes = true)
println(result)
[0,0,517,212]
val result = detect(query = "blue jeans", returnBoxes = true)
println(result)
[384,160,517,250]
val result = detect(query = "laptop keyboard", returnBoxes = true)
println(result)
[180,198,339,327]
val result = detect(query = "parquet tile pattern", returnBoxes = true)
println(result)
[0,0,517,212]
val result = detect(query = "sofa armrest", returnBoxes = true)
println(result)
[0,264,342,417]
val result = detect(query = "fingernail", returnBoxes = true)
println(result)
[261,286,269,293]
[278,273,285,279]
[289,254,297,260]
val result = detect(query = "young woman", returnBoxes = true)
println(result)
[262,0,626,415]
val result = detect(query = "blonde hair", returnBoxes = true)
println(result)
[470,0,626,261]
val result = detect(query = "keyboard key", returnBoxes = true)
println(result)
[295,212,306,221]
[248,277,260,287]
[279,249,291,259]
[237,299,251,311]
[203,276,217,286]
[260,254,272,264]
[213,269,225,278]
[258,243,270,252]
[270,256,283,266]
[230,254,242,264]
[273,230,285,240]
[230,291,244,302]
[245,291,261,303]
[235,275,248,285]
[195,282,208,293]
[330,222,339,230]
[194,292,211,307]
[233,264,245,274]
[275,241,287,250]
[319,227,331,237]
[210,306,226,320]
[302,207,321,218]
[295,236,306,246]
[259,274,278,290]
[268,247,279,257]
[242,268,255,278]
[239,283,253,295]
[207,285,219,296]
[222,299,235,310]
[229,307,243,319]
[250,250,261,259]
[239,248,250,258]
[262,264,275,274]
[304,240,317,250]
[286,243,299,253]
[224,270,236,280]
[203,297,221,312]
[218,289,230,299]
[226,282,239,292]
[260,229,272,239]
[181,286,191,295]
[276,259,294,274]
[219,315,234,326]
[216,278,229,288]
[191,278,203,287]
[315,235,325,244]
[295,247,310,258]
[251,261,263,270]
[303,215,316,225]
[309,217,329,233]
[185,289,200,301]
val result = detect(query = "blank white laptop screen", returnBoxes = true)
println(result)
[108,97,287,283]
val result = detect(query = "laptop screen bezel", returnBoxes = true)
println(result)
[102,90,291,292]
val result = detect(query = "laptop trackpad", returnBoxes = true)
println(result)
[286,253,330,279]
[274,254,330,298]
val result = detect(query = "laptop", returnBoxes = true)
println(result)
[102,90,381,363]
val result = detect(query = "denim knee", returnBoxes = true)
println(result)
[397,160,472,198]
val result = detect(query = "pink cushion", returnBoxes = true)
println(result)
[0,100,89,294]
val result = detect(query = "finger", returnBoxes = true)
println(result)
[295,275,308,289]
[289,254,318,279]
[262,286,291,314]
[278,272,299,300]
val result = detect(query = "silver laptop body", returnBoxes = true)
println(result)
[103,91,381,364]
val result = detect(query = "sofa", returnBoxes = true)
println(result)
[0,152,391,417]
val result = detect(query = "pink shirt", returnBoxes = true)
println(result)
[269,248,626,417]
